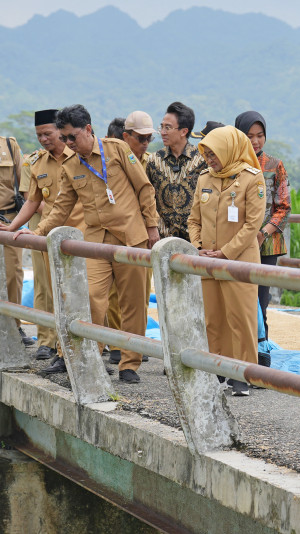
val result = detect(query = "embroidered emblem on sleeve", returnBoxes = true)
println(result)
[128,153,137,164]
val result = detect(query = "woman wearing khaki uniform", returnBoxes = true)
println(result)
[188,126,266,396]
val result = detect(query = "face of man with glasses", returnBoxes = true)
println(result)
[58,123,93,156]
[123,130,154,160]
[158,113,187,147]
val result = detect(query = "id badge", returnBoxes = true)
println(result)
[228,205,238,222]
[106,188,116,204]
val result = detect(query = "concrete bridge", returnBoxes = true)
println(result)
[0,227,300,534]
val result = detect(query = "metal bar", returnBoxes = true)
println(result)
[0,231,47,252]
[169,254,300,291]
[288,214,300,223]
[278,257,300,268]
[69,319,163,359]
[0,300,55,328]
[180,348,300,397]
[61,240,152,267]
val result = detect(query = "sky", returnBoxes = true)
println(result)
[0,0,300,29]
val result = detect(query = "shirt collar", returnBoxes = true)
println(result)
[163,141,193,160]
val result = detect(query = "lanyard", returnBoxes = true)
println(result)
[79,138,107,185]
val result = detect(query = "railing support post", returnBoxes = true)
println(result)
[46,227,115,404]
[0,244,30,370]
[151,237,239,454]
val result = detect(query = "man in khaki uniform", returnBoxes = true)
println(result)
[0,135,34,346]
[107,111,155,365]
[0,110,85,368]
[19,154,57,360]
[14,104,159,384]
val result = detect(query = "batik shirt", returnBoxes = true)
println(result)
[146,142,206,240]
[258,151,291,256]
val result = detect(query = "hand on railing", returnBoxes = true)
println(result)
[147,227,160,249]
[0,221,12,231]
[12,228,35,240]
[198,248,227,259]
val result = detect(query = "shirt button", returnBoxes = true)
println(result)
[212,241,215,244]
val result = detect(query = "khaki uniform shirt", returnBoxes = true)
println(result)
[188,167,266,262]
[28,146,85,232]
[19,154,41,231]
[140,151,150,171]
[35,137,158,246]
[0,136,23,210]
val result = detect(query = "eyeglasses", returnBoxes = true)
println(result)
[59,130,82,143]
[129,133,154,144]
[157,124,180,134]
[203,151,217,162]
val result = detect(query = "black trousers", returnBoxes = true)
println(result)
[258,255,279,340]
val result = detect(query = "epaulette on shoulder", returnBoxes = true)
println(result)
[245,166,260,175]
[200,168,210,175]
[28,149,45,166]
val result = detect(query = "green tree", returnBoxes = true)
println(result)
[0,111,37,154]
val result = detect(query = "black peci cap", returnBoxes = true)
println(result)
[34,109,58,126]
[191,121,225,139]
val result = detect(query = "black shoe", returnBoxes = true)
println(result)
[109,350,121,364]
[44,357,67,374]
[105,366,114,376]
[119,369,140,383]
[217,375,225,383]
[231,380,249,396]
[142,355,149,362]
[35,345,57,360]
[19,327,35,346]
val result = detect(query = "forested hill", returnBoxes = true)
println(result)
[0,6,300,149]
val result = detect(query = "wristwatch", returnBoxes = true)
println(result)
[261,229,271,239]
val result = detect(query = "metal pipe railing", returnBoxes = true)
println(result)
[69,319,163,359]
[1,231,299,290]
[0,300,55,328]
[169,254,300,290]
[181,349,300,397]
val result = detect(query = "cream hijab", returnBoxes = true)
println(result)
[198,125,260,179]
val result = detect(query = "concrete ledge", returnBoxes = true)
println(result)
[1,372,299,534]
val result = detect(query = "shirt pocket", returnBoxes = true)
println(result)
[37,176,53,189]
[0,160,13,182]
[72,178,87,190]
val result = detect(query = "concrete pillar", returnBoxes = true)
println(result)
[46,227,115,405]
[0,245,30,371]
[151,237,238,454]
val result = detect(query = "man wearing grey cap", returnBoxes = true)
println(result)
[107,111,156,365]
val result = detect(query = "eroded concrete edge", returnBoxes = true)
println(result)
[0,371,299,533]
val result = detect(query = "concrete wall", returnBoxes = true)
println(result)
[1,373,299,534]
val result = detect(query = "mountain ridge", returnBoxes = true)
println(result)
[0,6,299,150]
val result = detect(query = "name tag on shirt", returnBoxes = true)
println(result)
[228,206,238,222]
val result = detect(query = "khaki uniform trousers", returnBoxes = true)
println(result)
[86,231,147,372]
[201,278,258,364]
[3,212,23,328]
[107,268,152,351]
[31,249,56,348]
[29,213,56,349]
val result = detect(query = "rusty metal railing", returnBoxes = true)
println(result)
[0,229,300,399]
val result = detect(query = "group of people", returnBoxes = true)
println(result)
[0,101,290,395]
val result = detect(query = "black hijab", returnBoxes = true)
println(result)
[235,111,266,139]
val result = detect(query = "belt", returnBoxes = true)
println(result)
[0,208,17,215]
